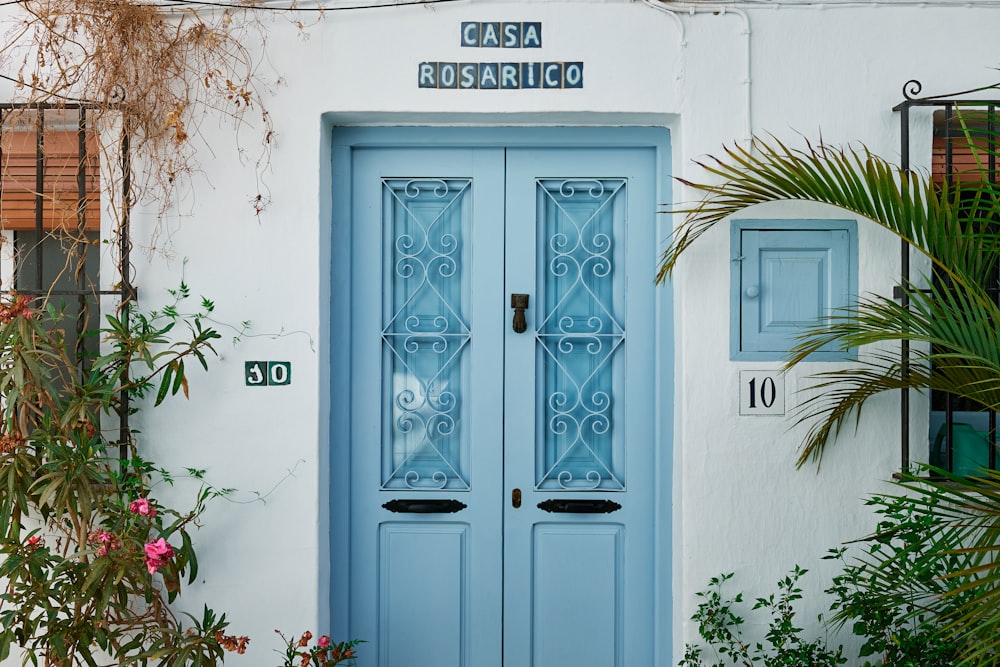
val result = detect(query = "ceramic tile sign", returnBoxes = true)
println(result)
[739,370,785,416]
[245,361,291,387]
[460,21,542,48]
[418,22,583,90]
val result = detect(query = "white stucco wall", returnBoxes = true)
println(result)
[2,0,998,664]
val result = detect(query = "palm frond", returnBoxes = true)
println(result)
[788,275,1000,464]
[657,135,1000,289]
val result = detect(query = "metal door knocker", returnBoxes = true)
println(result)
[511,293,529,333]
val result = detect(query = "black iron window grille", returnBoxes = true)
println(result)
[0,104,135,460]
[894,80,1000,474]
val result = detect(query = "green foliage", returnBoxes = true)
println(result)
[683,468,1000,666]
[827,466,1000,664]
[679,567,846,667]
[822,488,967,667]
[0,290,245,666]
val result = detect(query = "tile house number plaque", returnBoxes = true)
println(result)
[245,361,292,387]
[739,370,785,416]
[418,22,584,90]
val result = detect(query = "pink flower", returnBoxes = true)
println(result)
[26,536,40,545]
[129,497,157,518]
[144,538,174,574]
[88,530,121,557]
[317,636,330,649]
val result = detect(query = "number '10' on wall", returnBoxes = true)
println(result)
[739,370,785,415]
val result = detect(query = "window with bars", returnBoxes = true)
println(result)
[0,106,105,369]
[896,89,1000,475]
[926,106,1000,475]
[0,104,134,459]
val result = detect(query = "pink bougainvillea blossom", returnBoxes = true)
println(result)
[129,497,157,518]
[144,538,174,574]
[317,636,331,649]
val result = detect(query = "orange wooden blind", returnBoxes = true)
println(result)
[0,130,100,232]
[932,134,998,186]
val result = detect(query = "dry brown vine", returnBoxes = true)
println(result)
[1,0,273,242]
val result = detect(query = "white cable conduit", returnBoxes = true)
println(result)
[641,0,753,142]
[641,0,998,142]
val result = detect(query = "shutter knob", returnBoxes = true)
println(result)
[745,285,760,299]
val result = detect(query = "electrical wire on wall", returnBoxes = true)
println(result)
[643,0,753,143]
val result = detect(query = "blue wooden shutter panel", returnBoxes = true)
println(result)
[732,220,855,361]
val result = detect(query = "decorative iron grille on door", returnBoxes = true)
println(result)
[894,81,1000,474]
[381,176,472,490]
[0,104,135,458]
[534,177,626,491]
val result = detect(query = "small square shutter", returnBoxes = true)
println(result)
[731,220,855,361]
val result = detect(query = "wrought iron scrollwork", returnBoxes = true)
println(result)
[902,79,922,101]
[900,78,1000,104]
[535,178,627,491]
[381,178,472,491]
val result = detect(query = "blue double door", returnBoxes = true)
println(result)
[344,136,660,667]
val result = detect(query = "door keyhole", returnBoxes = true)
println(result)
[512,488,522,508]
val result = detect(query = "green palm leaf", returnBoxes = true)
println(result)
[657,135,1000,290]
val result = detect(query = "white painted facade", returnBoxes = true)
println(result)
[3,0,999,664]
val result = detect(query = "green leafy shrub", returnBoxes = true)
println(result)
[683,475,978,667]
[823,469,992,666]
[0,290,247,665]
[825,545,960,667]
[680,566,846,667]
